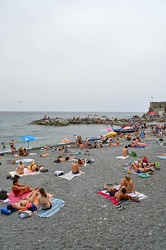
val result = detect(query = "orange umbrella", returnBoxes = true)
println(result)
[60,138,70,143]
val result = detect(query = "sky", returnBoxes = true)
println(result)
[0,0,166,112]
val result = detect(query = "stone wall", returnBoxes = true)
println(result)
[149,101,166,116]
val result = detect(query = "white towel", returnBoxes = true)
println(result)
[59,171,84,180]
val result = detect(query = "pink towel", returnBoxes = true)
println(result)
[97,191,118,205]
[8,191,31,204]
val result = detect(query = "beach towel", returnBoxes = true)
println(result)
[8,191,32,204]
[8,191,53,205]
[58,171,84,180]
[16,158,34,164]
[54,170,64,176]
[40,153,49,157]
[97,186,147,206]
[116,156,129,160]
[9,168,41,177]
[155,156,166,159]
[37,197,65,218]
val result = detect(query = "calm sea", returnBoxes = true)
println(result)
[0,111,144,152]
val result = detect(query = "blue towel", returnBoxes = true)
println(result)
[37,198,65,218]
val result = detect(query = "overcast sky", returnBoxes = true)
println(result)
[0,0,165,112]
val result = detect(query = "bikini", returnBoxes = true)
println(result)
[72,170,79,174]
[41,201,52,210]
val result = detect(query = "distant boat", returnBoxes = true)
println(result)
[94,115,98,116]
[101,116,107,118]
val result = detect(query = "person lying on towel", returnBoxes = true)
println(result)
[104,185,140,204]
[129,159,156,174]
[9,190,38,211]
[12,179,34,197]
[54,154,72,163]
[28,161,42,172]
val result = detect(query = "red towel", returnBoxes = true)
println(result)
[97,191,118,205]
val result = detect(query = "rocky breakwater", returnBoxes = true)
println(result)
[30,117,70,126]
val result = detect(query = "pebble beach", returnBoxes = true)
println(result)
[0,138,166,250]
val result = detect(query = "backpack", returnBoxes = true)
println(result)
[0,190,8,200]
[1,206,17,215]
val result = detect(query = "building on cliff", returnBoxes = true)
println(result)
[148,101,166,116]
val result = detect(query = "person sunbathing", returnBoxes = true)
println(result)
[11,190,38,210]
[116,138,120,146]
[34,188,52,214]
[108,139,116,146]
[54,154,72,163]
[23,148,29,156]
[12,179,34,197]
[122,146,129,157]
[16,160,24,175]
[119,176,135,194]
[18,147,24,156]
[71,159,83,174]
[130,160,155,174]
[104,185,139,203]
[28,161,42,172]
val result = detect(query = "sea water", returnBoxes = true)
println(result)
[0,111,144,152]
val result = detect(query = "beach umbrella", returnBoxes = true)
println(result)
[60,138,70,143]
[105,127,114,132]
[20,135,37,151]
[88,137,100,141]
[123,126,132,130]
[106,131,117,137]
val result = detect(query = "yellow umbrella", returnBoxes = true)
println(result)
[106,131,117,137]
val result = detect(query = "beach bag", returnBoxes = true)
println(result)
[19,210,32,219]
[0,190,8,200]
[1,206,17,215]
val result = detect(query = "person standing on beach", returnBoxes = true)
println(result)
[9,139,14,149]
[9,139,17,154]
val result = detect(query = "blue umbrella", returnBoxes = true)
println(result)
[20,135,37,150]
